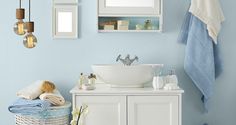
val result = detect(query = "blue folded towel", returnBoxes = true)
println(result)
[8,98,51,115]
[177,11,223,112]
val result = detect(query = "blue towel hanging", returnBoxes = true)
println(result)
[177,11,223,112]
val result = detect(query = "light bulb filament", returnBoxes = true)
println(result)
[27,35,34,48]
[18,22,25,35]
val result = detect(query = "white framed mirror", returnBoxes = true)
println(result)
[105,0,154,7]
[52,5,78,39]
[53,0,78,4]
[99,0,161,16]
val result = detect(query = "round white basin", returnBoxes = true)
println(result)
[92,64,163,88]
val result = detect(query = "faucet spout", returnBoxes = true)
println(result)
[116,54,139,66]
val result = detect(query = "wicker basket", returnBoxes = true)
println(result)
[15,102,71,125]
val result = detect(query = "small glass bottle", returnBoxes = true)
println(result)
[88,73,96,85]
[144,20,152,30]
[78,73,85,89]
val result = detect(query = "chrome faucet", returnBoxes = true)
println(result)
[116,54,139,66]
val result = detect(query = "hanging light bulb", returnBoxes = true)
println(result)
[14,0,26,35]
[14,19,25,35]
[23,22,37,48]
[23,0,37,49]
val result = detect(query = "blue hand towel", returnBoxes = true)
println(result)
[8,98,51,115]
[177,11,223,112]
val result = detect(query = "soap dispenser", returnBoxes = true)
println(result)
[163,69,180,90]
[168,69,178,84]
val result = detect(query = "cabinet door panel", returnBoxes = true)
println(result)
[98,0,161,16]
[128,96,179,125]
[75,96,126,125]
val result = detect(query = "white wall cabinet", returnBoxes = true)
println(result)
[97,0,163,32]
[70,84,183,125]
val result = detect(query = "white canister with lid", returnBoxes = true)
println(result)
[152,76,164,90]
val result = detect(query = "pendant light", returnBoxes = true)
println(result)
[23,0,37,49]
[14,0,26,35]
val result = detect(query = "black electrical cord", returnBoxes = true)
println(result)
[28,0,31,21]
[19,0,21,8]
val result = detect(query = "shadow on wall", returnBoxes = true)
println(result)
[163,0,190,32]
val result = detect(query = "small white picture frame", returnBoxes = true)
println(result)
[53,5,78,39]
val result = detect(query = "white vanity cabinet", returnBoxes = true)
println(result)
[70,84,183,125]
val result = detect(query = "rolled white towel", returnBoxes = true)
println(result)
[39,89,65,106]
[17,80,44,100]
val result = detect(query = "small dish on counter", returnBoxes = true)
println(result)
[82,83,96,90]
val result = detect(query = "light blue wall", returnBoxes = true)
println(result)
[1,0,235,124]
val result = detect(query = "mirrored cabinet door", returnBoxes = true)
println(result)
[53,0,78,4]
[98,0,161,16]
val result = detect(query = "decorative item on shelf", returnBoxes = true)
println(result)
[71,104,89,125]
[104,25,115,30]
[14,0,26,35]
[135,24,143,30]
[144,19,153,30]
[23,0,37,49]
[117,20,129,30]
[99,20,117,30]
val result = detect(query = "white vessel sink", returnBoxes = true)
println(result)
[92,64,163,88]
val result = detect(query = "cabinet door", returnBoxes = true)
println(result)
[128,96,179,125]
[75,96,126,125]
[98,0,161,16]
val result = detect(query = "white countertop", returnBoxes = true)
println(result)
[70,84,184,96]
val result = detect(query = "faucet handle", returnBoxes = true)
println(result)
[116,54,121,62]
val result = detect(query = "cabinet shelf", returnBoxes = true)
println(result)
[98,15,162,17]
[98,29,162,33]
[98,16,162,32]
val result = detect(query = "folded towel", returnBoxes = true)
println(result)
[8,98,51,115]
[17,80,44,100]
[178,11,223,112]
[39,89,65,106]
[189,0,225,44]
